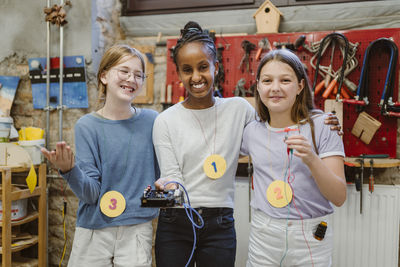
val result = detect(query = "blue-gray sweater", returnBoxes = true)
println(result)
[61,109,159,229]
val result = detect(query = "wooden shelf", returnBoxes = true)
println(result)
[344,157,400,168]
[240,156,400,168]
[0,236,38,254]
[0,212,39,227]
[12,256,38,267]
[1,164,46,267]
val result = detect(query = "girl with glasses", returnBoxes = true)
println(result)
[41,44,158,267]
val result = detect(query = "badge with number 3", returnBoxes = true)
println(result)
[100,191,126,217]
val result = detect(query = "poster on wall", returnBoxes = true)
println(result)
[28,56,88,109]
[0,76,20,116]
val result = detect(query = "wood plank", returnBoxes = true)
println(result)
[38,163,47,267]
[11,187,41,201]
[344,157,400,168]
[0,212,39,227]
[12,256,38,267]
[0,236,39,254]
[1,168,12,266]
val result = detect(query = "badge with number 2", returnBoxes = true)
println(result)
[100,191,126,217]
[266,180,293,208]
[203,154,226,179]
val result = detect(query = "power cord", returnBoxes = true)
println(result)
[164,181,204,267]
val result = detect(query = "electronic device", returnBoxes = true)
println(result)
[314,221,327,241]
[140,185,184,207]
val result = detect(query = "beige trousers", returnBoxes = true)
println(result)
[67,221,153,267]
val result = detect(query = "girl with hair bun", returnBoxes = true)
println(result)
[153,21,254,267]
[153,22,341,267]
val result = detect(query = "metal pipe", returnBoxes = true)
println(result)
[45,2,52,267]
[45,0,51,149]
[58,0,64,141]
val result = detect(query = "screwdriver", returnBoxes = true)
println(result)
[356,159,364,214]
[369,159,374,193]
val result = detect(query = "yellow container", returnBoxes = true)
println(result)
[18,127,44,141]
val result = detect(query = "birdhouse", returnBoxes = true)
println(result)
[253,0,283,34]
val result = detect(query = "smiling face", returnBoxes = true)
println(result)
[257,60,304,123]
[100,55,144,104]
[176,42,218,105]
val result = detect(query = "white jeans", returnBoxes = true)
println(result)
[246,209,333,267]
[67,221,153,267]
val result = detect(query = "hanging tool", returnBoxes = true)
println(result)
[376,39,400,117]
[273,35,306,51]
[239,40,256,72]
[354,173,361,191]
[208,30,225,97]
[233,78,247,97]
[255,38,271,61]
[342,38,399,114]
[324,41,336,88]
[311,33,350,101]
[214,44,225,97]
[356,159,364,214]
[307,33,359,100]
[369,159,374,193]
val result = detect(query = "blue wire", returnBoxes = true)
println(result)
[280,150,293,266]
[164,181,204,267]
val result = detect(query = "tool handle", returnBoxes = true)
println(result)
[324,72,331,88]
[340,85,351,99]
[386,111,400,117]
[341,99,367,105]
[255,47,263,61]
[355,174,361,191]
[342,84,356,97]
[369,175,374,193]
[355,178,361,191]
[333,83,338,95]
[314,80,325,96]
[322,78,337,99]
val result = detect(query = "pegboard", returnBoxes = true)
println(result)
[165,28,400,158]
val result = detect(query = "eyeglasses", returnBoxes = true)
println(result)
[112,68,146,82]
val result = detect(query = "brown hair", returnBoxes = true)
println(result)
[255,49,320,153]
[96,44,145,108]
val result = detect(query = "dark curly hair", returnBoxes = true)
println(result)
[172,21,217,70]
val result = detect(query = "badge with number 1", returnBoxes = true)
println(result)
[203,154,226,179]
[100,191,126,217]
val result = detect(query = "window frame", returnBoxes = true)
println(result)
[122,0,377,16]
